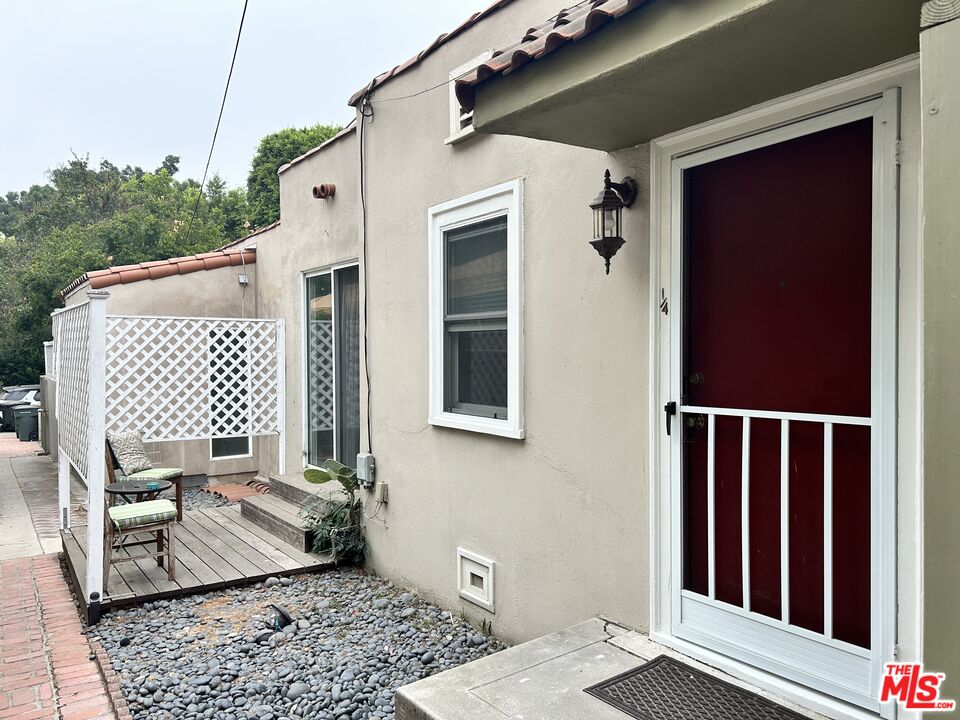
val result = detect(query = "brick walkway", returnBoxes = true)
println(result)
[0,553,118,720]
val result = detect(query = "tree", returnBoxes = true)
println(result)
[247,123,341,228]
[0,154,252,387]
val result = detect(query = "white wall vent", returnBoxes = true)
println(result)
[457,547,495,612]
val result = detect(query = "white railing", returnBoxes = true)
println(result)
[681,404,871,641]
[52,291,285,606]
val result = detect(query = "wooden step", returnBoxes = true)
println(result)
[240,494,314,553]
[268,473,324,506]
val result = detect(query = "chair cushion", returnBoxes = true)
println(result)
[107,429,153,475]
[108,499,177,530]
[127,467,183,482]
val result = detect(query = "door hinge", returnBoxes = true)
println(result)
[895,140,902,166]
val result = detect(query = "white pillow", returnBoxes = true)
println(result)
[107,429,153,475]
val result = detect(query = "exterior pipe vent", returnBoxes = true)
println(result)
[313,183,336,199]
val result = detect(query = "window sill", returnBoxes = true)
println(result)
[444,125,477,146]
[429,412,524,440]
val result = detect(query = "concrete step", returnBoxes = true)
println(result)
[240,494,314,553]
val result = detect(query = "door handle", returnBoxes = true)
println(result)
[664,401,677,436]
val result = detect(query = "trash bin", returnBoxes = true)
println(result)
[14,406,39,442]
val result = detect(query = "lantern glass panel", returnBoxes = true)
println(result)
[604,207,618,237]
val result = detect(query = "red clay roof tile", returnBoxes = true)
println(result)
[61,247,256,300]
[456,0,647,112]
[347,0,517,106]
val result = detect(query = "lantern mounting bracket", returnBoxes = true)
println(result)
[607,173,638,208]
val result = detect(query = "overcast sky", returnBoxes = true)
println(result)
[2,0,485,194]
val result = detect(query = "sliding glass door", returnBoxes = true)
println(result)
[305,264,360,468]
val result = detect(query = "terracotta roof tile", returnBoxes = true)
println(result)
[456,0,647,112]
[347,0,517,106]
[62,247,256,300]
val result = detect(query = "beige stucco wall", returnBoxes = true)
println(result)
[352,0,651,643]
[63,262,262,479]
[254,128,360,477]
[920,11,960,701]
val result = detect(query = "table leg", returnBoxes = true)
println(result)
[175,478,183,521]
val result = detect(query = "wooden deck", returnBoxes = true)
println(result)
[62,505,334,622]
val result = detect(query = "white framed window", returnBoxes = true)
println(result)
[210,436,251,460]
[445,51,493,145]
[429,179,523,439]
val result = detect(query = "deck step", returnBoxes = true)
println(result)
[240,494,314,552]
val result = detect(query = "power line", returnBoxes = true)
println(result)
[183,0,249,245]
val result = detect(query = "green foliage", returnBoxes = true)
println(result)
[0,153,252,387]
[0,118,340,387]
[246,123,342,229]
[301,459,365,564]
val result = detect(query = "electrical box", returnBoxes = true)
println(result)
[357,452,375,488]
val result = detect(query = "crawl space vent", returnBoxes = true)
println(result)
[457,547,494,612]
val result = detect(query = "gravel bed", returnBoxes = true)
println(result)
[161,488,232,511]
[89,569,500,720]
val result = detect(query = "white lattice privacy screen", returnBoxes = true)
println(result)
[104,316,283,441]
[52,303,92,480]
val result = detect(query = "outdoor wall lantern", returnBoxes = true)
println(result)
[589,169,638,274]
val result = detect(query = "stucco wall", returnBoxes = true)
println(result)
[353,0,651,643]
[254,128,360,477]
[63,261,262,479]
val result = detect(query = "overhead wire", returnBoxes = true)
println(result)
[182,0,249,246]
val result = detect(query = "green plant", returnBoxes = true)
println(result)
[301,459,365,563]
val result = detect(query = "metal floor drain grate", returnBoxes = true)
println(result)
[585,655,809,720]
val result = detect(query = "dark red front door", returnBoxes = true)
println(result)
[681,118,873,648]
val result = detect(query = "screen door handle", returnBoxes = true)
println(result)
[664,401,677,436]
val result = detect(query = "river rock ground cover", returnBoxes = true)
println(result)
[160,488,232,511]
[89,569,499,720]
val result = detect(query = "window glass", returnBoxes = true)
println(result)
[334,266,361,468]
[306,274,334,466]
[212,436,250,458]
[455,329,507,411]
[446,216,507,315]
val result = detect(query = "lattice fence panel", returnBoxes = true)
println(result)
[105,316,281,441]
[307,320,334,433]
[52,304,92,480]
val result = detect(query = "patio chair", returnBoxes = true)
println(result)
[104,498,177,591]
[105,434,185,520]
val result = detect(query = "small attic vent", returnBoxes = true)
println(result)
[457,547,495,612]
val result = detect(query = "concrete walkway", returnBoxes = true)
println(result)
[0,433,84,560]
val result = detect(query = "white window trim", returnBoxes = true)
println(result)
[209,436,252,461]
[445,50,494,145]
[428,179,523,440]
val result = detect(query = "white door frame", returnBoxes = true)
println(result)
[301,259,360,469]
[649,57,920,720]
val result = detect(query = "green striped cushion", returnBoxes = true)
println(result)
[108,499,177,529]
[126,467,183,481]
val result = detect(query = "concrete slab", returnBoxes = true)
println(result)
[0,441,84,561]
[0,457,43,559]
[397,618,831,720]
